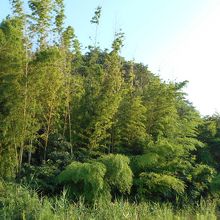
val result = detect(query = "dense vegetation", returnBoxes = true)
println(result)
[0,182,218,220]
[1,0,220,219]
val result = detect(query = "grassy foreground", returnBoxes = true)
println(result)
[0,183,218,220]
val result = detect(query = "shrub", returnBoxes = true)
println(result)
[98,154,133,194]
[57,154,133,202]
[57,161,108,202]
[136,172,185,201]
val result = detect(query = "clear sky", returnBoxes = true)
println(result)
[1,0,220,116]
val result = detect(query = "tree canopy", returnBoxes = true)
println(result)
[0,0,219,205]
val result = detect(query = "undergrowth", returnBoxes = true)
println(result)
[0,181,218,220]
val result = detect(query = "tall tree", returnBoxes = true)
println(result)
[114,62,147,154]
[29,47,66,162]
[90,6,102,47]
[0,16,26,177]
[28,0,53,49]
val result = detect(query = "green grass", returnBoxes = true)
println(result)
[0,182,218,220]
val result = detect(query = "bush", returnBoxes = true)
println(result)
[98,154,133,194]
[136,172,185,201]
[57,161,108,202]
[57,154,133,203]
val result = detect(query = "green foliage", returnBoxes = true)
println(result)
[28,0,53,48]
[0,182,41,219]
[58,154,133,202]
[189,164,216,199]
[54,0,65,34]
[98,154,133,194]
[10,0,24,21]
[30,47,66,161]
[20,163,60,194]
[0,17,27,177]
[62,26,74,49]
[131,153,160,174]
[115,92,147,154]
[57,161,108,202]
[0,183,217,220]
[1,0,220,207]
[87,51,124,149]
[72,48,124,150]
[136,172,185,201]
[192,164,215,184]
[197,115,220,171]
[90,6,102,25]
[112,30,124,52]
[210,174,220,194]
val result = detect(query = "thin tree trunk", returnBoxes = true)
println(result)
[28,140,32,165]
[63,108,68,136]
[19,20,29,171]
[68,102,72,155]
[19,147,24,171]
[44,104,53,163]
[110,128,115,154]
[14,142,19,173]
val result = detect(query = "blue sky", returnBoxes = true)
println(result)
[1,0,220,116]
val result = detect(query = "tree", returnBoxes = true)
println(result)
[0,17,26,177]
[114,62,147,154]
[90,6,102,47]
[28,0,53,49]
[197,114,220,170]
[29,47,66,162]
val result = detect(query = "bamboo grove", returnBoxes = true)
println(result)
[1,0,220,204]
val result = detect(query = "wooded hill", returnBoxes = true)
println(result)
[1,0,220,204]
